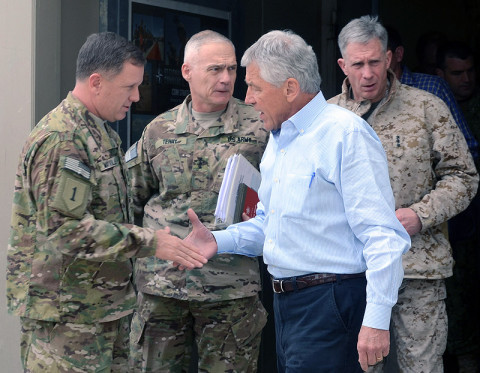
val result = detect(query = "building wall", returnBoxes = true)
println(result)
[0,1,34,371]
[0,1,98,371]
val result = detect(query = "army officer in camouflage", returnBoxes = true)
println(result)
[126,30,268,372]
[6,32,208,373]
[329,16,479,372]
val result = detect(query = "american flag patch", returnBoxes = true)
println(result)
[64,157,91,179]
[125,142,138,162]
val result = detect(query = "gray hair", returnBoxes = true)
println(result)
[184,30,234,63]
[76,32,145,81]
[338,15,388,57]
[241,30,321,94]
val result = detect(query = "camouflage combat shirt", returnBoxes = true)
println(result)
[126,96,268,301]
[7,92,157,323]
[329,71,479,279]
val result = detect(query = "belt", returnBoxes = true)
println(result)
[272,272,366,293]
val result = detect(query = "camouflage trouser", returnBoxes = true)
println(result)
[20,316,131,373]
[368,279,447,373]
[129,293,268,373]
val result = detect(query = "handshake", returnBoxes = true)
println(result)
[154,209,218,270]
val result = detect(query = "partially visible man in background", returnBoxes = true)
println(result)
[436,40,480,372]
[437,41,480,144]
[415,30,447,75]
[386,25,478,161]
[126,30,268,373]
[6,32,208,373]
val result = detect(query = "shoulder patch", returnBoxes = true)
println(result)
[52,167,92,219]
[63,157,91,179]
[125,142,138,163]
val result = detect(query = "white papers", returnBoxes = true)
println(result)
[214,154,261,227]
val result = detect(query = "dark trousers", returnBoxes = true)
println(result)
[274,275,367,373]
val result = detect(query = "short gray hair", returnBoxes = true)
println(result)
[338,15,388,57]
[241,30,321,94]
[76,32,145,81]
[184,30,234,63]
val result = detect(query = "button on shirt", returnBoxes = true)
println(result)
[213,92,411,329]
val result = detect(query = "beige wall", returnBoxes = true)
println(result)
[0,1,98,370]
[0,1,34,372]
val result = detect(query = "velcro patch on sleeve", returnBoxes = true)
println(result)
[125,142,138,163]
[52,173,91,219]
[64,157,91,179]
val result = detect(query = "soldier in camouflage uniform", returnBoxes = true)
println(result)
[328,16,479,372]
[126,30,268,373]
[6,32,207,373]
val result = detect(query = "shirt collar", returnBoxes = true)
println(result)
[286,91,326,134]
[175,95,239,136]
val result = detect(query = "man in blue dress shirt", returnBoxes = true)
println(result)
[184,30,411,372]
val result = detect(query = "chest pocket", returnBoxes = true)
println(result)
[152,146,191,197]
[92,155,129,221]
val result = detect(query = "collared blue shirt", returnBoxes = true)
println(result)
[213,92,411,330]
[400,66,479,159]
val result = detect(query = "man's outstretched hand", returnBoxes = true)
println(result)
[154,226,207,270]
[184,208,218,260]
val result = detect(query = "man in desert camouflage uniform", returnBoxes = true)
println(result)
[126,30,268,373]
[329,16,478,372]
[6,32,208,373]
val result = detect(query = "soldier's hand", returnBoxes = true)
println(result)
[154,229,208,270]
[395,207,422,236]
[185,208,218,259]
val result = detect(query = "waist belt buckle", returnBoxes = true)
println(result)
[272,279,285,293]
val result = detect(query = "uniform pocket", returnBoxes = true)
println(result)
[231,298,268,347]
[130,311,147,345]
[152,147,190,196]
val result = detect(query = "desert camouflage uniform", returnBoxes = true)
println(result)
[7,92,158,372]
[126,95,268,372]
[329,70,478,373]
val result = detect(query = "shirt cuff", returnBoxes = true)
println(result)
[134,227,157,258]
[362,303,392,330]
[212,230,237,254]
